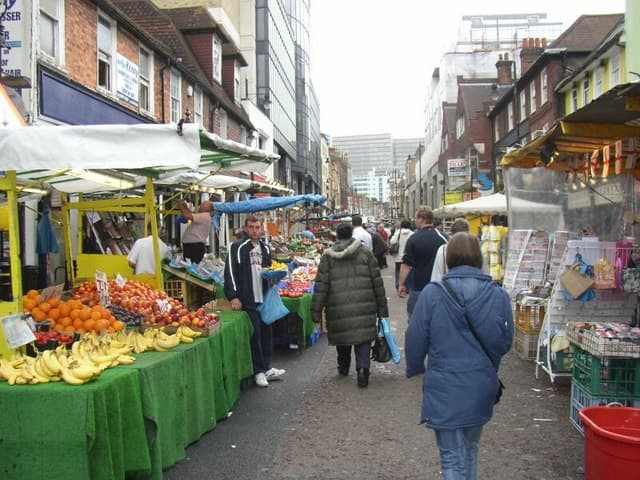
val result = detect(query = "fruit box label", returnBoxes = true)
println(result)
[40,283,64,302]
[1,314,36,349]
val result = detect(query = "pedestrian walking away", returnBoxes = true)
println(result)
[430,218,470,282]
[405,232,514,480]
[389,218,414,289]
[224,215,286,388]
[397,206,447,318]
[351,214,373,250]
[311,222,389,388]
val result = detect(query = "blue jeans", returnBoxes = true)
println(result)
[435,426,483,480]
[407,289,421,320]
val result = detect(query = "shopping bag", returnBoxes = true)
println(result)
[559,254,595,299]
[379,317,401,364]
[371,320,391,362]
[622,268,640,293]
[257,286,290,325]
[389,242,400,255]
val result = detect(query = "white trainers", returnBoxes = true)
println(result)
[254,372,269,388]
[265,367,286,381]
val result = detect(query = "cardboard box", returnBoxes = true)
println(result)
[204,299,234,313]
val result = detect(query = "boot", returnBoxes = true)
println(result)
[337,365,349,376]
[357,368,369,388]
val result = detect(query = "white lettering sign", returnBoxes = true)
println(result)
[1,0,26,78]
[447,158,467,177]
[116,54,139,106]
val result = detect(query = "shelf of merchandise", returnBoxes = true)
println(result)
[535,239,637,383]
[503,229,549,293]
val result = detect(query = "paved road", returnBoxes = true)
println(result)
[164,265,585,480]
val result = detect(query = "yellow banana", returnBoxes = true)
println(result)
[153,334,180,351]
[68,363,100,381]
[60,367,89,385]
[178,326,202,339]
[116,354,136,365]
[0,359,17,382]
[42,350,61,375]
[32,358,52,381]
[14,375,29,385]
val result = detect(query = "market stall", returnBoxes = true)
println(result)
[499,81,640,435]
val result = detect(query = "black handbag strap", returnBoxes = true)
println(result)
[441,279,498,371]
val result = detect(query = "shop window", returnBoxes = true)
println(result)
[39,0,64,64]
[170,69,181,124]
[97,13,116,91]
[138,46,153,114]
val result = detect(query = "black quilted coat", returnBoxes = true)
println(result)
[312,238,389,345]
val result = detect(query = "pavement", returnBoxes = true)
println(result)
[164,264,585,480]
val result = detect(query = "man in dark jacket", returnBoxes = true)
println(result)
[224,216,285,388]
[312,223,389,387]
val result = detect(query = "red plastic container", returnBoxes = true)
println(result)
[579,406,640,480]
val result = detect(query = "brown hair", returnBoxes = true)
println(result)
[416,206,434,223]
[245,215,262,226]
[446,232,483,270]
[451,218,470,234]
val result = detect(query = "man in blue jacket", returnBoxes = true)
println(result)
[224,216,286,388]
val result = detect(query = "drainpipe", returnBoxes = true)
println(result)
[159,58,171,123]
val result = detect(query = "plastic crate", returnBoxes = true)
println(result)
[514,303,545,334]
[569,382,640,434]
[572,347,640,398]
[567,324,640,359]
[514,326,538,360]
[164,279,184,300]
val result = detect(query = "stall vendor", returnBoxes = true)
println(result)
[179,200,213,264]
[127,231,171,275]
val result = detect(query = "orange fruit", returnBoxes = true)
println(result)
[113,320,125,331]
[58,303,71,317]
[23,297,36,312]
[59,316,72,327]
[90,311,102,321]
[83,319,95,332]
[31,308,46,322]
[48,308,61,321]
[70,309,81,320]
[76,327,87,334]
[64,325,75,333]
[79,308,91,321]
[48,298,60,308]
[39,302,52,313]
[95,319,109,332]
[73,317,84,329]
[26,289,39,299]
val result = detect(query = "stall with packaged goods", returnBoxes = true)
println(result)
[0,123,271,479]
[211,193,328,348]
[499,82,640,441]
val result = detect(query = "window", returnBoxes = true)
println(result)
[97,13,115,91]
[519,90,527,119]
[194,87,203,125]
[442,133,448,153]
[170,69,181,124]
[219,109,228,138]
[582,76,590,106]
[594,67,604,97]
[507,102,514,131]
[610,55,620,87]
[234,62,241,100]
[529,80,537,113]
[138,47,153,113]
[212,36,222,83]
[571,86,578,112]
[455,115,465,139]
[39,0,63,62]
[240,126,247,145]
[540,68,548,104]
[494,120,500,141]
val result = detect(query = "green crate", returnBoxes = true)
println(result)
[572,347,640,399]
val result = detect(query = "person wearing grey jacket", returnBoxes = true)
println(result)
[312,222,389,387]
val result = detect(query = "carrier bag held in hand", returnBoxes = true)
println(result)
[257,286,290,325]
[371,320,391,362]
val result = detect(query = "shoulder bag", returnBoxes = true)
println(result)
[441,280,505,404]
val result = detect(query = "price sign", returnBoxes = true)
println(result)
[1,314,36,349]
[39,283,65,302]
[95,270,110,306]
[156,299,170,313]
[115,273,127,288]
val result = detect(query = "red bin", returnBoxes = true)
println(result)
[579,406,640,480]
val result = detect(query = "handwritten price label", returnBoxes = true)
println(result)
[95,270,110,306]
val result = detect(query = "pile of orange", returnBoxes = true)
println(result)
[22,289,126,334]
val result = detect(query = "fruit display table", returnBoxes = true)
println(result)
[0,366,151,480]
[280,293,315,347]
[0,313,254,480]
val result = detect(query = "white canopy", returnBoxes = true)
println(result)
[434,192,561,217]
[0,123,201,170]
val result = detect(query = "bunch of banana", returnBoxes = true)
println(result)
[152,330,181,351]
[175,326,203,344]
[0,352,62,385]
[267,260,288,271]
[59,359,103,386]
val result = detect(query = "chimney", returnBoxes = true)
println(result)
[520,37,545,75]
[496,51,514,85]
